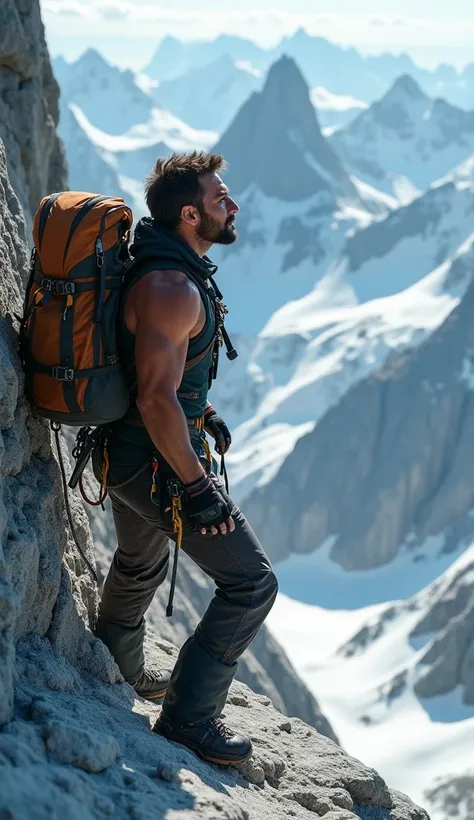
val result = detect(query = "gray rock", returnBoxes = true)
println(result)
[45,722,120,772]
[0,0,67,233]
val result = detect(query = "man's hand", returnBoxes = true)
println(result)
[183,473,235,536]
[204,404,232,455]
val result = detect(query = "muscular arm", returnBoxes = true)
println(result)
[130,270,206,484]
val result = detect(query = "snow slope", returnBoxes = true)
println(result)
[267,539,474,819]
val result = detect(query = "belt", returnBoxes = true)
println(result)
[122,416,205,429]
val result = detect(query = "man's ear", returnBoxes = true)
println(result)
[181,206,199,227]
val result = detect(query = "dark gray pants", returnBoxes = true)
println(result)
[99,457,278,724]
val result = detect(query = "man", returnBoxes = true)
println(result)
[95,152,278,765]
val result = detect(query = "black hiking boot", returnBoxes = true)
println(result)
[153,714,253,765]
[130,667,171,701]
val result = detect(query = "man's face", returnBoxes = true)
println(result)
[196,173,239,246]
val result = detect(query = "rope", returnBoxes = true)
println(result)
[220,453,229,493]
[51,422,98,585]
[167,493,183,618]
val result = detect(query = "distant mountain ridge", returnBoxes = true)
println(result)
[145,29,474,109]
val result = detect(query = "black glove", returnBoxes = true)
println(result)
[204,404,232,455]
[183,473,233,531]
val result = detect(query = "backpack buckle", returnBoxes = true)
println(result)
[52,366,74,381]
[41,278,75,296]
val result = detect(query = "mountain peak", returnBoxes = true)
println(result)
[76,48,112,73]
[214,55,354,202]
[263,53,305,91]
[387,74,427,100]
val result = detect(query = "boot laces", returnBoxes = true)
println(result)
[209,718,235,739]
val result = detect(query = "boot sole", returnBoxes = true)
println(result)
[154,727,252,766]
[196,749,253,766]
[136,687,168,701]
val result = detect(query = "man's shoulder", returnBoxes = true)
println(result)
[127,268,202,330]
[131,268,200,301]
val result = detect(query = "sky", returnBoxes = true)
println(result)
[41,0,474,71]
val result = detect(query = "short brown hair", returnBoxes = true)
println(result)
[145,151,227,230]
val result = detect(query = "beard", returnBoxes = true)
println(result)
[196,210,238,246]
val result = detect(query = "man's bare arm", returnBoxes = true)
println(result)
[132,271,206,484]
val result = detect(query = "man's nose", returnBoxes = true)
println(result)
[228,197,239,215]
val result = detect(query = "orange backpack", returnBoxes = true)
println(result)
[19,192,133,426]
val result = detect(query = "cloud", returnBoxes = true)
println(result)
[368,16,405,28]
[40,3,474,53]
[42,0,93,18]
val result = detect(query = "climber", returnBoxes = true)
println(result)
[94,151,278,766]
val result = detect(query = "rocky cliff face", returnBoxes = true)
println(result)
[0,0,67,231]
[0,136,428,820]
[0,0,67,234]
[0,138,115,725]
[245,250,474,570]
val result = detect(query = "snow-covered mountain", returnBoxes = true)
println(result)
[331,76,474,202]
[53,49,154,135]
[252,254,474,817]
[154,54,262,133]
[268,537,474,820]
[243,226,474,567]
